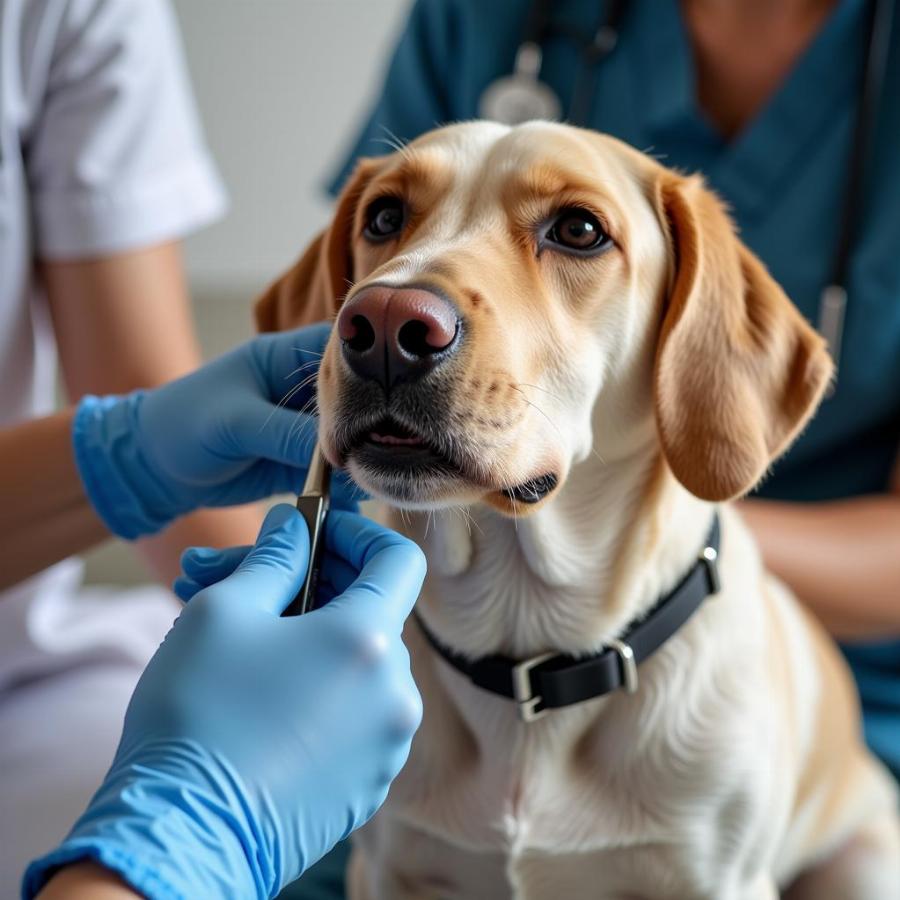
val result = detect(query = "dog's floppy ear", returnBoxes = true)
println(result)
[255,159,380,332]
[653,173,832,501]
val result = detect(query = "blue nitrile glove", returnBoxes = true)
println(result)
[72,322,363,539]
[23,504,425,900]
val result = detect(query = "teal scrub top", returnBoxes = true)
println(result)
[283,2,900,896]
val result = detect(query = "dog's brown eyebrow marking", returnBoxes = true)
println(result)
[509,162,594,196]
[502,162,627,247]
[362,150,454,207]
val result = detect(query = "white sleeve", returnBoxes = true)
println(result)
[25,0,227,260]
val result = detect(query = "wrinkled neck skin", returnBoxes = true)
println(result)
[392,414,716,662]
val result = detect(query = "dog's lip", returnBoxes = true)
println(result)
[338,417,561,504]
[366,419,427,447]
[341,417,463,471]
[500,472,559,504]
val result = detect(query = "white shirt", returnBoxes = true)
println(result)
[0,0,226,691]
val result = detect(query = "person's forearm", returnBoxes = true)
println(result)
[37,862,141,900]
[739,494,900,640]
[0,410,108,590]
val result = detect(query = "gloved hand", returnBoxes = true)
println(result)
[23,504,426,900]
[72,322,362,539]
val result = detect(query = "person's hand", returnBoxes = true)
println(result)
[24,504,426,900]
[72,322,362,538]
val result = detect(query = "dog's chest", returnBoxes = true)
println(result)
[361,605,778,900]
[393,679,703,854]
[362,688,755,900]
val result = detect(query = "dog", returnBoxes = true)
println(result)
[256,121,900,899]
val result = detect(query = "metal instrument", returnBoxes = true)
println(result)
[283,443,332,616]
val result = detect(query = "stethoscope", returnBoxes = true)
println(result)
[478,0,895,390]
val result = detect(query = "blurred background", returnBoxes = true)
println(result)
[84,0,411,585]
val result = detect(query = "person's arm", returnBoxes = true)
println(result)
[0,410,109,588]
[38,863,139,900]
[42,243,261,583]
[740,456,900,640]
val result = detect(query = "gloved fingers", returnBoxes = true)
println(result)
[322,511,427,627]
[236,461,364,505]
[253,322,333,402]
[174,545,253,601]
[173,575,204,603]
[230,402,367,508]
[330,469,368,511]
[318,549,360,600]
[181,545,253,582]
[231,401,320,470]
[383,673,424,742]
[323,510,414,570]
[377,723,419,784]
[215,503,311,615]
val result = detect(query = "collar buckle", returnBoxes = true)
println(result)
[512,651,558,723]
[699,544,721,595]
[606,638,639,693]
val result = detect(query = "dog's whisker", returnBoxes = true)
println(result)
[288,396,320,449]
[511,388,564,441]
[273,373,318,411]
[456,506,472,538]
[517,382,565,404]
[277,372,319,407]
[283,359,322,380]
[460,505,482,537]
[258,375,318,434]
[374,125,410,155]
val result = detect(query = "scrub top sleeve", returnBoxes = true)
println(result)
[25,0,227,260]
[328,0,459,195]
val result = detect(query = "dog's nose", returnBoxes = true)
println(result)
[337,285,460,389]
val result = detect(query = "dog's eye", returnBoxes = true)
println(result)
[545,209,611,254]
[363,197,406,241]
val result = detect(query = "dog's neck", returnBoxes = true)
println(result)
[394,433,715,660]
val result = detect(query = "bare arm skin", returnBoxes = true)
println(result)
[42,242,261,583]
[37,862,141,900]
[740,463,900,640]
[0,410,108,589]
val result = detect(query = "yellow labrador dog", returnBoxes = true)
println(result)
[256,122,899,900]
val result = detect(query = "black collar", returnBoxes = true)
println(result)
[414,515,721,722]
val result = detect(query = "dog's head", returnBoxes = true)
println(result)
[257,122,831,512]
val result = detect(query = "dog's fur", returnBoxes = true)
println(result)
[257,122,900,899]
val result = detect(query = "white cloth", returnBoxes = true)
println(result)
[0,0,226,892]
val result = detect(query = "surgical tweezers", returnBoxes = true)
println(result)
[283,443,331,616]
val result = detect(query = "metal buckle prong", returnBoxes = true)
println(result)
[512,651,557,723]
[606,638,639,694]
[700,545,721,595]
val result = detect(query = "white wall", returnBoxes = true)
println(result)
[177,0,411,301]
[84,0,411,585]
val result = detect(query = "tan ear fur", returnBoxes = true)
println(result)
[254,159,380,333]
[654,173,833,501]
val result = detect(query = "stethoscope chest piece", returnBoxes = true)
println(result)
[478,42,562,125]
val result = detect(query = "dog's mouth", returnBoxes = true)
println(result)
[336,413,560,509]
[350,416,461,470]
